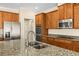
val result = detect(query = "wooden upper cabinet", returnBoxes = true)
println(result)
[58,5,64,20]
[35,13,44,26]
[64,3,74,19]
[52,10,59,29]
[74,4,79,29]
[46,10,59,29]
[3,12,19,22]
[0,12,3,29]
[0,11,19,29]
[12,13,19,22]
[3,12,12,22]
[46,12,52,28]
[58,3,74,20]
[35,15,39,26]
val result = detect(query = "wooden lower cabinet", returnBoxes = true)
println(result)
[41,36,48,43]
[72,41,79,52]
[42,37,79,52]
[47,37,54,45]
[54,38,72,50]
[47,37,72,50]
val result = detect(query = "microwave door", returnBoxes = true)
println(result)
[59,22,64,28]
[64,22,69,28]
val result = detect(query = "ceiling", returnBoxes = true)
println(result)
[0,3,57,12]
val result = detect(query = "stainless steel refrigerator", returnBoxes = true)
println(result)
[4,21,21,40]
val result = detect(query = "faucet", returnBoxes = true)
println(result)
[25,31,36,47]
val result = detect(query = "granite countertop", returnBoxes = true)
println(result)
[48,34,79,41]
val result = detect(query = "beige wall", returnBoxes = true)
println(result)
[48,29,79,36]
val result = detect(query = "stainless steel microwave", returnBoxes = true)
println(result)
[59,19,72,29]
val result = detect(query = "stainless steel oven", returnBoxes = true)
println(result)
[36,26,41,41]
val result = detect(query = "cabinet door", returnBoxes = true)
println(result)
[3,12,12,22]
[35,15,39,26]
[38,15,42,26]
[59,4,73,20]
[35,14,43,26]
[46,11,59,29]
[0,12,3,29]
[64,3,74,19]
[72,41,79,52]
[41,36,48,43]
[74,4,79,28]
[46,12,52,28]
[54,38,72,50]
[51,10,59,29]
[58,5,64,20]
[47,37,55,45]
[12,13,19,22]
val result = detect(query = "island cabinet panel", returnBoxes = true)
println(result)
[0,12,3,29]
[74,4,79,29]
[46,10,59,29]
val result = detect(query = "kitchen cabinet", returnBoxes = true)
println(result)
[0,12,3,29]
[35,13,48,42]
[41,35,48,43]
[47,37,55,45]
[46,12,52,29]
[12,13,19,22]
[35,15,39,26]
[47,37,72,50]
[0,11,19,29]
[46,10,59,29]
[47,37,79,52]
[72,41,79,52]
[64,4,74,19]
[58,5,64,20]
[54,38,72,50]
[3,12,12,22]
[35,13,44,26]
[74,4,79,28]
[58,3,74,20]
[52,10,59,29]
[3,12,19,22]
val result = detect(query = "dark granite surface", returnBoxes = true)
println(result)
[48,34,79,41]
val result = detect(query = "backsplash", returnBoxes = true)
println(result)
[48,29,79,36]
